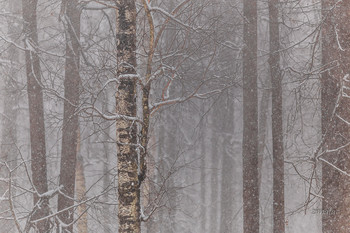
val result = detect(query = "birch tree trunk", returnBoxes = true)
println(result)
[242,0,259,232]
[321,1,350,232]
[269,1,285,232]
[115,0,140,232]
[22,0,50,232]
[57,0,81,231]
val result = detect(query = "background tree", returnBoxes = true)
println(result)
[242,0,259,232]
[22,0,49,231]
[321,0,350,232]
[57,0,81,231]
[269,0,285,232]
[0,0,343,232]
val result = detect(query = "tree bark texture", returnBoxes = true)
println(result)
[115,1,140,232]
[269,0,285,232]
[242,0,259,232]
[57,0,81,232]
[74,127,87,233]
[76,155,88,233]
[321,1,350,232]
[22,0,50,232]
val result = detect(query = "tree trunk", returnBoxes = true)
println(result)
[22,0,50,232]
[57,0,81,232]
[269,0,285,232]
[75,127,88,233]
[321,1,350,232]
[115,0,140,232]
[242,0,259,232]
[76,155,88,233]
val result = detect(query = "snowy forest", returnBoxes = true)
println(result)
[0,0,349,232]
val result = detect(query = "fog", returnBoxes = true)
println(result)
[0,0,346,232]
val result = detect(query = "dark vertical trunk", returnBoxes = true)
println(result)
[57,0,81,232]
[115,0,140,232]
[0,1,21,231]
[242,0,259,232]
[76,155,88,233]
[75,127,88,233]
[22,0,50,232]
[321,1,337,232]
[321,1,350,232]
[269,1,284,232]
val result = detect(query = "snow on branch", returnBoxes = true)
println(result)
[149,6,197,32]
[319,157,350,177]
[150,83,235,115]
[80,105,140,122]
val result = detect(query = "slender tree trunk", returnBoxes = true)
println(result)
[144,131,156,233]
[0,1,21,231]
[75,127,88,233]
[321,1,350,232]
[269,0,285,232]
[115,0,140,232]
[22,0,50,232]
[76,155,88,233]
[242,0,259,232]
[321,1,337,231]
[57,0,81,232]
